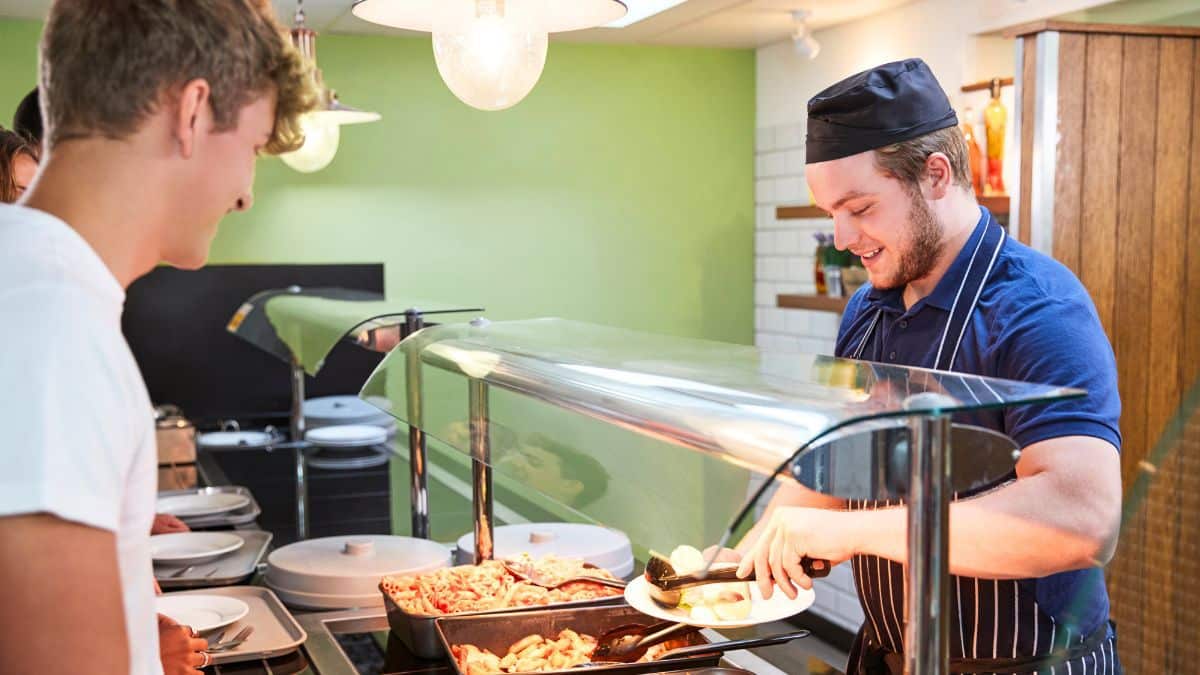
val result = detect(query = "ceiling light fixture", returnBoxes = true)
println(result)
[791,9,820,61]
[605,0,687,28]
[281,0,382,173]
[352,0,627,111]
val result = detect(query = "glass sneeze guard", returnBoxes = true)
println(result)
[225,285,483,539]
[362,318,1085,675]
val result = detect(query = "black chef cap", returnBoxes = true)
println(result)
[806,58,957,164]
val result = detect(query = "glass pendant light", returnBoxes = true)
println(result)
[282,0,382,173]
[353,0,626,111]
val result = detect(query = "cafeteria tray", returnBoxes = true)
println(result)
[164,586,306,665]
[156,530,272,589]
[158,486,262,528]
[435,604,722,675]
[383,587,624,659]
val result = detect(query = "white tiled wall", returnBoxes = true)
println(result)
[752,122,864,633]
[753,123,840,361]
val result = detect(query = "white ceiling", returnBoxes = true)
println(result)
[0,0,916,49]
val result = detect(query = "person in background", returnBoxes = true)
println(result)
[0,127,38,202]
[0,3,318,675]
[12,87,43,145]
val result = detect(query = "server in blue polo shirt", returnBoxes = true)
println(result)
[731,59,1123,674]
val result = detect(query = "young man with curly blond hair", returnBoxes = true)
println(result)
[0,2,318,673]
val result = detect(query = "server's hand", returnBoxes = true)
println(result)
[735,506,852,600]
[701,545,743,565]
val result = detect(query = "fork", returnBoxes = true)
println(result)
[207,626,254,653]
[167,565,195,579]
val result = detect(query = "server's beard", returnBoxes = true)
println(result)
[875,189,945,290]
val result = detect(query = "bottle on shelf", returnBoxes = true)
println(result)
[984,78,1007,196]
[960,107,984,196]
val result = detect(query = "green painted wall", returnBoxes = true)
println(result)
[1,19,755,345]
[2,19,758,549]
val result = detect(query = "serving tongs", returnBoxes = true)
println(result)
[583,627,812,665]
[590,621,699,662]
[502,560,627,591]
[644,553,831,608]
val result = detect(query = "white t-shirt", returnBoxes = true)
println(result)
[0,204,162,675]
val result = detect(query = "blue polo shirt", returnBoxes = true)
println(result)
[835,207,1121,637]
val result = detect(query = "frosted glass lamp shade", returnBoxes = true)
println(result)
[280,113,341,173]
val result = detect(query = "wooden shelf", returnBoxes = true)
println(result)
[777,293,848,313]
[961,77,1014,93]
[1004,20,1200,40]
[979,195,1010,216]
[776,205,830,220]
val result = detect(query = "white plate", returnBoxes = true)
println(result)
[156,594,250,633]
[624,574,815,629]
[152,532,245,565]
[157,492,250,518]
[305,424,388,448]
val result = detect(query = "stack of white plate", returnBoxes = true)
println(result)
[303,395,396,436]
[157,492,251,520]
[151,532,246,566]
[304,424,392,470]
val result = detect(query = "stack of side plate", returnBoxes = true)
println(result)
[304,424,392,470]
[303,395,396,436]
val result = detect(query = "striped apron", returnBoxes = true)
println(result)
[843,213,1120,675]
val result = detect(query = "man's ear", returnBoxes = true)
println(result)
[924,152,954,199]
[173,79,211,159]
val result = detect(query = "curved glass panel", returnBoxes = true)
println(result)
[361,318,1084,555]
[225,286,482,374]
[364,318,1081,474]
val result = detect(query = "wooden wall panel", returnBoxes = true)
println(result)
[1027,24,1200,674]
[1167,39,1200,673]
[1053,32,1087,277]
[1113,35,1158,497]
[1018,37,1037,245]
[1176,401,1200,668]
[1113,37,1160,673]
[1079,34,1123,337]
[1186,41,1200,424]
[1143,36,1194,675]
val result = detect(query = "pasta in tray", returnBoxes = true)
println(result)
[452,629,673,674]
[380,554,622,616]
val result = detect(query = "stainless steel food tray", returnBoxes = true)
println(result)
[382,586,624,659]
[434,604,722,675]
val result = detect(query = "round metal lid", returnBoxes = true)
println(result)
[267,535,450,601]
[456,523,633,577]
[303,395,393,425]
[305,424,388,448]
[195,430,275,450]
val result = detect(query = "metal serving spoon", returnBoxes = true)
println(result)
[502,560,627,591]
[589,621,697,663]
